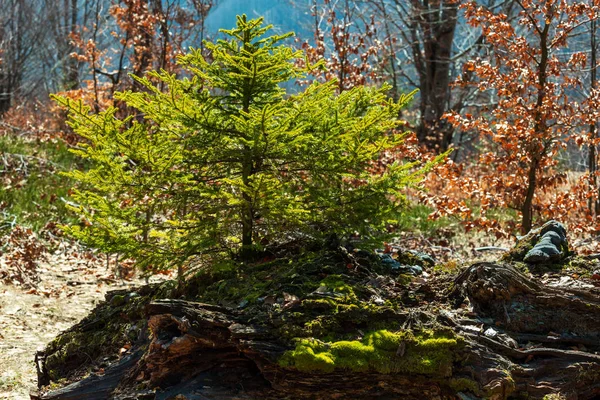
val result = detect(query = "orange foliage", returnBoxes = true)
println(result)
[424,0,600,236]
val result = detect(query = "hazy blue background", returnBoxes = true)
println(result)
[206,0,314,38]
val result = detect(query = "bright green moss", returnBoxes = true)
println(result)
[319,275,355,294]
[279,329,460,377]
[365,329,402,351]
[279,339,335,373]
[336,304,359,313]
[330,340,372,369]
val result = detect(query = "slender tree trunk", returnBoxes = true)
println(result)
[0,76,11,115]
[152,0,169,92]
[522,20,550,233]
[521,158,539,233]
[312,0,319,44]
[241,151,254,249]
[380,6,399,102]
[91,0,101,112]
[65,0,79,90]
[193,0,213,55]
[589,15,599,215]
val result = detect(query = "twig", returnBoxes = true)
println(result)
[475,246,509,252]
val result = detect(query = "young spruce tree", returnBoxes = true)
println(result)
[53,16,430,277]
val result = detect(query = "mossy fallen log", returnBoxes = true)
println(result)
[34,241,600,400]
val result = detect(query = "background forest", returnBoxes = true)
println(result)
[4,0,600,242]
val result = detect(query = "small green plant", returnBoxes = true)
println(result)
[53,15,438,277]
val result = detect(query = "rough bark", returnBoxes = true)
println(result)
[32,351,143,400]
[452,262,600,337]
[450,262,600,398]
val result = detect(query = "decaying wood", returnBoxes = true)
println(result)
[38,262,600,400]
[449,262,600,398]
[452,262,600,338]
[36,351,143,400]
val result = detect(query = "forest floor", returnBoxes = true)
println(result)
[32,222,600,400]
[0,225,498,399]
[4,222,598,399]
[0,242,166,400]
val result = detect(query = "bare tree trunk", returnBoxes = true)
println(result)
[0,0,38,115]
[521,157,539,233]
[521,16,551,233]
[191,0,214,56]
[64,0,80,90]
[152,0,169,72]
[589,15,599,215]
[0,74,11,115]
[410,0,458,153]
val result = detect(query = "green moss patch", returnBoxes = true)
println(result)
[279,329,462,377]
[186,250,375,312]
[187,251,330,306]
[43,246,454,389]
[511,255,597,277]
